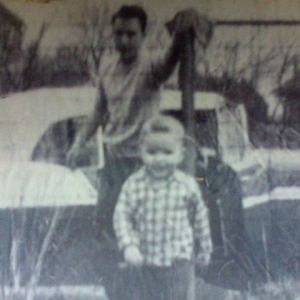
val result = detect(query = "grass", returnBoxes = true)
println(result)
[216,277,300,300]
[3,277,300,300]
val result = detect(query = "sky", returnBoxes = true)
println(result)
[3,0,300,25]
[3,0,300,46]
[2,0,300,114]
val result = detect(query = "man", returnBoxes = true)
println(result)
[67,5,213,235]
[66,6,212,299]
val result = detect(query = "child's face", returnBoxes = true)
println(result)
[140,133,183,180]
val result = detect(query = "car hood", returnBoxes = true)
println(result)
[0,86,96,162]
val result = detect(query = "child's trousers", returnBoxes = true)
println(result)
[97,239,193,300]
[126,259,193,300]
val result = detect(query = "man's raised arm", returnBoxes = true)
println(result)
[66,84,108,169]
[151,9,213,83]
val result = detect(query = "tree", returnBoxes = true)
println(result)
[0,21,49,94]
[76,0,110,85]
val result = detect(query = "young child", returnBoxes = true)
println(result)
[113,114,212,300]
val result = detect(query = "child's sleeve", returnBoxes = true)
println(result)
[189,179,212,266]
[113,179,140,250]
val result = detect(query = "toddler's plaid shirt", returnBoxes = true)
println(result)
[113,167,212,267]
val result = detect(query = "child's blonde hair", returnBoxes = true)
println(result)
[141,114,185,143]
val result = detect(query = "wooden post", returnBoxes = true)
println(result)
[178,29,196,300]
[178,29,196,176]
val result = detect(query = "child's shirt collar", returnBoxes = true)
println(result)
[142,166,179,189]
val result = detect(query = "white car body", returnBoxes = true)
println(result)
[1,86,299,209]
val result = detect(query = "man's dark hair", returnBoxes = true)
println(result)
[112,5,147,34]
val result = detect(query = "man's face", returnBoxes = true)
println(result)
[113,18,144,64]
[141,134,183,181]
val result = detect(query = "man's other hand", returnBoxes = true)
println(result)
[66,144,86,170]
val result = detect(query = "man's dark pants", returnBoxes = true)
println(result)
[95,153,140,299]
[132,260,193,300]
[96,153,141,236]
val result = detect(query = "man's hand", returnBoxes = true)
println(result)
[124,245,144,266]
[173,9,200,31]
[166,8,214,49]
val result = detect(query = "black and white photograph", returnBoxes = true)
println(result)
[1,0,300,299]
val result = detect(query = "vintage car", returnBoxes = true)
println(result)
[1,86,299,291]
